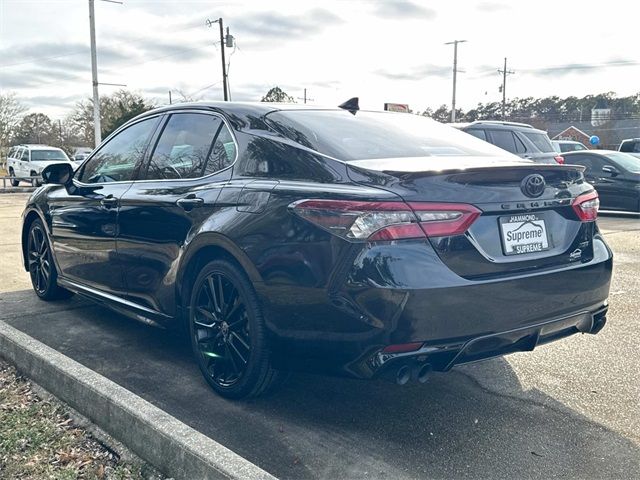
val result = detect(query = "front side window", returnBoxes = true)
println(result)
[21,149,29,161]
[78,117,158,184]
[144,113,231,180]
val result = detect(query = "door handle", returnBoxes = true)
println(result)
[176,195,204,211]
[100,195,118,208]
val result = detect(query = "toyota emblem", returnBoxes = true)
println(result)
[521,174,546,198]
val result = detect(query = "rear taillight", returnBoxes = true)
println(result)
[409,202,481,237]
[290,200,481,241]
[572,191,599,221]
[554,155,565,164]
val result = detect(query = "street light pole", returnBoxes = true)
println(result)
[88,0,101,147]
[445,39,467,123]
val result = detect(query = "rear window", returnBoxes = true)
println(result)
[31,149,68,161]
[522,132,555,153]
[265,110,511,161]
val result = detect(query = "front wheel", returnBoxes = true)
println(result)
[9,168,19,187]
[189,259,285,399]
[27,219,73,300]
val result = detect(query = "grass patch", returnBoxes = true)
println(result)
[0,361,161,480]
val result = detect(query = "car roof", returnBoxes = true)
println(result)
[19,144,62,150]
[131,101,411,133]
[564,150,619,156]
[462,120,547,134]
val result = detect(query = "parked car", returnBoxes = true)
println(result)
[454,121,564,164]
[552,140,588,153]
[22,102,612,399]
[618,138,640,158]
[73,153,90,166]
[7,144,73,186]
[564,150,640,213]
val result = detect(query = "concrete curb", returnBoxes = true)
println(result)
[0,320,276,480]
[0,187,36,193]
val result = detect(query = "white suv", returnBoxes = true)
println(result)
[6,144,72,186]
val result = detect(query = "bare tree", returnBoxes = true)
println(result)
[0,92,27,152]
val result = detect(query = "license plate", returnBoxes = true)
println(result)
[499,213,550,255]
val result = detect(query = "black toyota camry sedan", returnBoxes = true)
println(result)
[21,101,612,398]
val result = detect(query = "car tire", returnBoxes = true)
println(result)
[188,259,285,399]
[27,219,73,301]
[30,171,42,187]
[9,168,19,187]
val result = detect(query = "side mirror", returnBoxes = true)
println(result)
[42,162,74,186]
[602,165,619,176]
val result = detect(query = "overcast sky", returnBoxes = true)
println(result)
[1,0,639,118]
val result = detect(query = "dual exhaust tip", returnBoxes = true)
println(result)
[396,363,432,385]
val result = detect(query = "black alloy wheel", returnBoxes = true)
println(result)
[189,259,284,398]
[27,219,72,300]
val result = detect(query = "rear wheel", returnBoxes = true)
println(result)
[9,168,19,187]
[27,219,73,300]
[189,259,285,399]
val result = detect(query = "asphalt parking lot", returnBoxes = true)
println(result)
[1,192,638,479]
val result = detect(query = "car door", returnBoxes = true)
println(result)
[6,147,16,174]
[117,111,237,316]
[47,115,161,295]
[19,147,30,176]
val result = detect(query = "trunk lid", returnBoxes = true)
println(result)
[346,157,596,279]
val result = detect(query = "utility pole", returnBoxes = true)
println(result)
[88,0,101,147]
[206,18,234,101]
[445,39,466,123]
[498,57,515,120]
[297,88,314,104]
[169,90,172,105]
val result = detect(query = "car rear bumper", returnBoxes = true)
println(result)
[262,234,613,379]
[368,304,607,381]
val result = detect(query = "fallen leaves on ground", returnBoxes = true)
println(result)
[0,360,163,480]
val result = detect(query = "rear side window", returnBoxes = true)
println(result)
[488,130,517,153]
[79,117,158,184]
[466,129,486,141]
[619,141,634,152]
[522,132,555,153]
[566,155,594,172]
[145,113,233,180]
[513,134,527,154]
